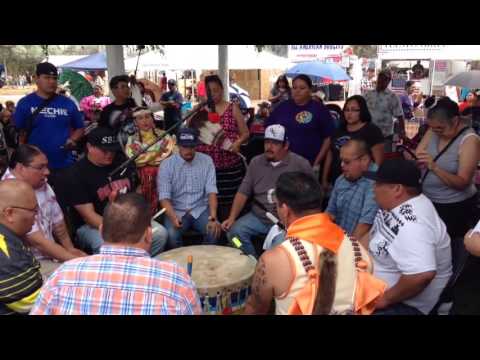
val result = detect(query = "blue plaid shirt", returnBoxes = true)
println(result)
[158,152,218,219]
[326,163,378,235]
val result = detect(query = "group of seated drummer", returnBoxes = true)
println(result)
[1,66,478,315]
[0,121,466,315]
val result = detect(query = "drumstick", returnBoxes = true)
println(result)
[231,236,257,262]
[152,208,167,220]
[187,255,193,276]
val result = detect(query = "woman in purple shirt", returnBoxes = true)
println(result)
[266,74,335,167]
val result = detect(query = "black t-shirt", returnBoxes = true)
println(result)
[329,122,384,183]
[98,98,142,134]
[66,153,139,229]
[160,91,183,129]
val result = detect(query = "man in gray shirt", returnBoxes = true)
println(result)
[221,124,314,257]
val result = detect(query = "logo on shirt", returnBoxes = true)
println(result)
[334,135,351,150]
[399,204,417,223]
[31,107,68,118]
[97,179,131,202]
[295,111,313,124]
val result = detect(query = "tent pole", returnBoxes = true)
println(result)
[430,59,435,96]
[219,45,229,101]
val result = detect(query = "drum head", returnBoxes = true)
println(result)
[155,245,256,292]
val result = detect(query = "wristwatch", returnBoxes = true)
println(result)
[208,216,217,222]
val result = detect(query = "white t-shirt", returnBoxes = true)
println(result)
[369,194,452,314]
[2,169,64,260]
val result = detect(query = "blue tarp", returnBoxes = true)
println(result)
[59,52,107,71]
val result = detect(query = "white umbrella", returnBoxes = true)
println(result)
[444,70,480,89]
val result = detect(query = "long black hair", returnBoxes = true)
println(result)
[340,95,372,130]
[205,74,224,90]
[9,144,43,169]
[274,75,291,92]
[292,74,313,89]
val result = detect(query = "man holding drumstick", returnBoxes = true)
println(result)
[158,127,222,249]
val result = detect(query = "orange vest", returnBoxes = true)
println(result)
[274,214,387,315]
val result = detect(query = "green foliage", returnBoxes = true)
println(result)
[351,45,377,58]
[255,45,288,57]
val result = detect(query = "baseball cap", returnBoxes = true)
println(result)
[364,159,421,188]
[168,79,177,86]
[264,124,287,142]
[36,62,58,77]
[177,127,199,147]
[87,127,121,152]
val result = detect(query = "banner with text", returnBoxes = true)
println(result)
[288,45,346,62]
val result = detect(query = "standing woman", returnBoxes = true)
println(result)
[194,75,249,221]
[266,74,335,169]
[322,95,384,189]
[268,75,291,111]
[125,107,175,214]
[416,97,480,240]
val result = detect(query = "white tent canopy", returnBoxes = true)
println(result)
[124,51,169,72]
[378,45,480,60]
[42,55,88,67]
[125,45,290,72]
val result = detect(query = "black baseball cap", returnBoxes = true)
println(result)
[177,127,199,147]
[87,127,121,152]
[36,62,58,77]
[168,79,177,85]
[364,159,421,188]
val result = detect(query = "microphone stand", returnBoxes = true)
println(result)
[107,104,205,183]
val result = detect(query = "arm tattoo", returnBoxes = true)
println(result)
[252,258,267,304]
[53,221,72,247]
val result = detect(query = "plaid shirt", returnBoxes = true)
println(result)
[158,152,217,220]
[30,245,202,315]
[326,163,379,235]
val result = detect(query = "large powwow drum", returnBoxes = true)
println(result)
[155,245,256,315]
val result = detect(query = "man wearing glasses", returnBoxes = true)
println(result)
[325,139,378,239]
[1,145,87,280]
[0,179,43,315]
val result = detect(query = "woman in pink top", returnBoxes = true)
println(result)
[194,75,250,221]
[80,85,112,123]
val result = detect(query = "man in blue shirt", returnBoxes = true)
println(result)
[14,62,85,172]
[158,127,221,248]
[160,79,183,131]
[326,138,378,239]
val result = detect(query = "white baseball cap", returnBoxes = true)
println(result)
[264,124,287,142]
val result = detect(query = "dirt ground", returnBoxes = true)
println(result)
[0,86,35,105]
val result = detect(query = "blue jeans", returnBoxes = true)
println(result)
[227,212,285,257]
[164,208,218,249]
[76,221,168,256]
[373,303,424,315]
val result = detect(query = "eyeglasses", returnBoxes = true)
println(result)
[26,164,49,172]
[344,108,361,113]
[340,155,364,166]
[8,205,39,214]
